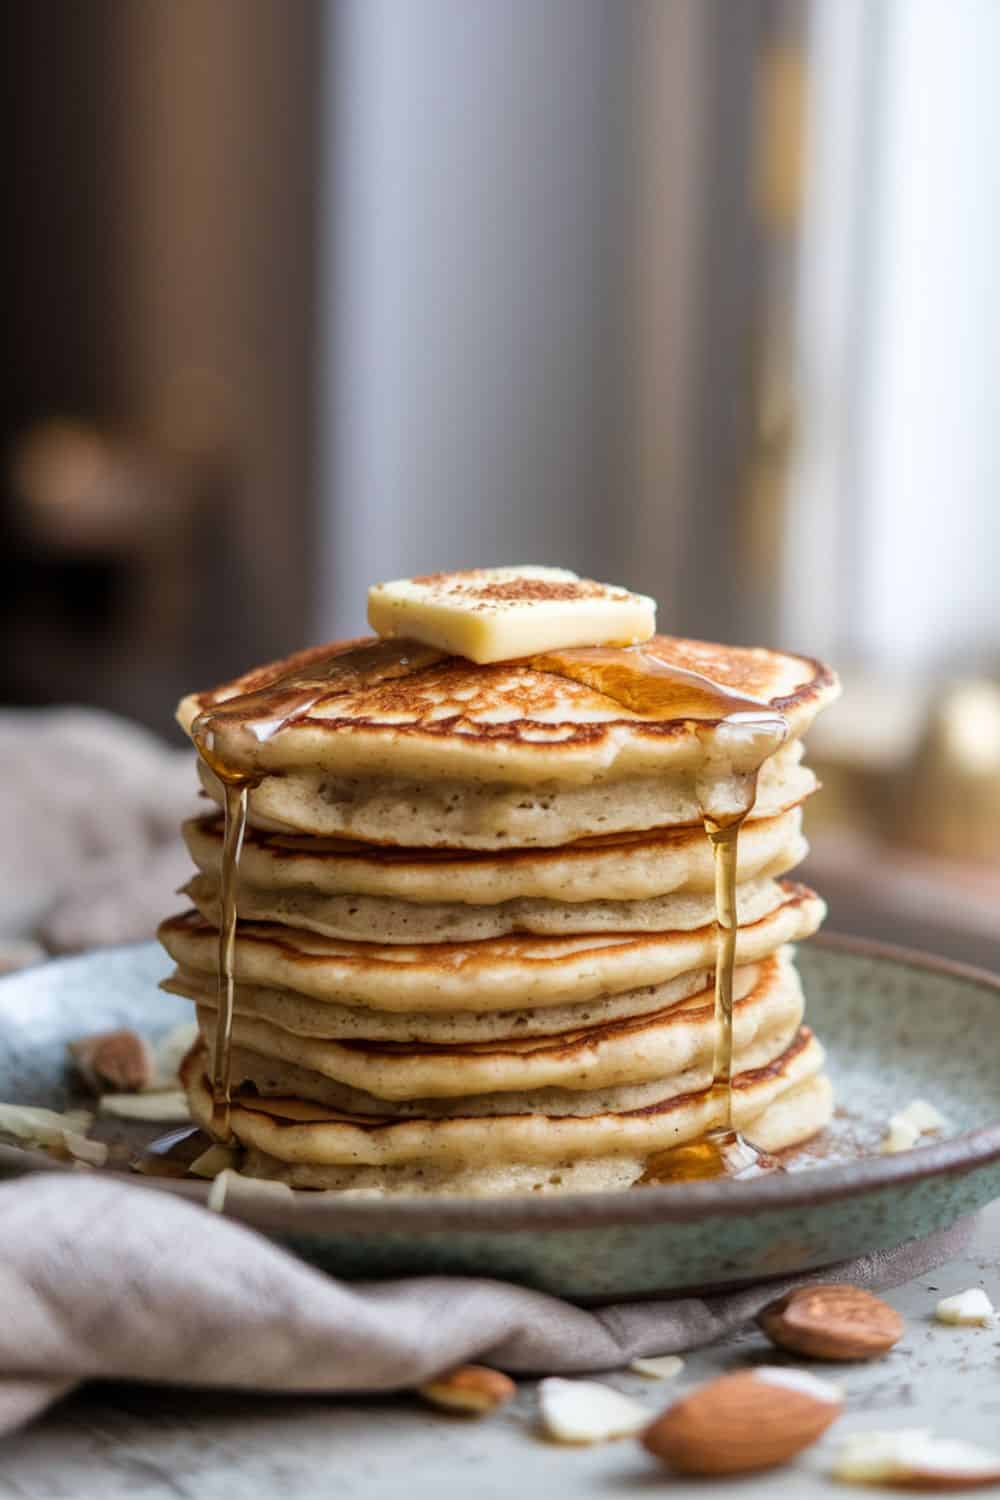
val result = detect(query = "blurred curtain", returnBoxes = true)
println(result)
[783,0,1000,672]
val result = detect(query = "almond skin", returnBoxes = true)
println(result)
[68,1029,155,1093]
[758,1283,904,1361]
[417,1365,516,1415]
[642,1369,842,1476]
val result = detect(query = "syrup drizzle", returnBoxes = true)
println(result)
[185,636,789,1182]
[707,818,741,1109]
[188,639,437,1139]
[528,645,788,1180]
[210,782,249,1137]
[134,1123,212,1177]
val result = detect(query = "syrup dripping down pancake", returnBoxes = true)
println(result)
[189,954,802,1103]
[176,634,838,787]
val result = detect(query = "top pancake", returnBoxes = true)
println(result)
[176,634,838,785]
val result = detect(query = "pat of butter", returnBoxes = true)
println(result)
[368,567,655,664]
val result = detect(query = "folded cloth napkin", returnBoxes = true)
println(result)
[0,707,197,952]
[0,1174,974,1436]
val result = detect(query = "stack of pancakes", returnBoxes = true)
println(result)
[159,635,839,1196]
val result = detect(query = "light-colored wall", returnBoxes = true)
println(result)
[317,0,638,638]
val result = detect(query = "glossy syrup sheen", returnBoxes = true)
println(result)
[527,645,785,728]
[190,640,434,1138]
[190,638,444,776]
[524,647,788,1180]
[187,639,789,1179]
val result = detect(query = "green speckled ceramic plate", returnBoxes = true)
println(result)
[1,935,999,1301]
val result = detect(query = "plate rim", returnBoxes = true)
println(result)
[2,932,999,1232]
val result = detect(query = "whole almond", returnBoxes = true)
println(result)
[418,1364,516,1415]
[642,1367,842,1476]
[68,1029,155,1093]
[758,1283,904,1361]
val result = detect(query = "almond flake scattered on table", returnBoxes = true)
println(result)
[628,1355,684,1380]
[538,1378,649,1444]
[832,1429,1000,1487]
[934,1288,995,1326]
[0,1101,108,1167]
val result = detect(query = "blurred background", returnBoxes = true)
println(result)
[2,0,999,965]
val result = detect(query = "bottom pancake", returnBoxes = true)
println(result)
[236,1076,833,1197]
[181,1027,828,1189]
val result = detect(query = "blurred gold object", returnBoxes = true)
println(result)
[10,419,181,553]
[894,680,1000,863]
[11,421,121,550]
[753,42,807,235]
[805,672,1000,869]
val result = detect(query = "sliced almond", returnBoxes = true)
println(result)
[189,1144,241,1179]
[98,1090,190,1123]
[882,1115,921,1154]
[0,1101,93,1142]
[207,1169,295,1212]
[539,1378,649,1444]
[58,1129,109,1167]
[898,1099,949,1134]
[68,1029,155,1094]
[152,1021,200,1089]
[206,1170,232,1212]
[882,1099,949,1155]
[642,1366,842,1476]
[418,1365,515,1415]
[758,1283,904,1361]
[935,1289,995,1327]
[629,1355,684,1380]
[0,1101,108,1168]
[833,1429,1000,1488]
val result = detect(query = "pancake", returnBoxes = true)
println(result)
[162,963,717,1043]
[236,1075,834,1195]
[195,737,817,847]
[215,1037,802,1117]
[165,617,839,1199]
[191,954,801,1101]
[241,1075,834,1195]
[183,870,789,943]
[157,882,825,1014]
[181,803,808,904]
[177,633,839,785]
[180,1026,827,1170]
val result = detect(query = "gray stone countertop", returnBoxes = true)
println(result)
[3,1200,999,1500]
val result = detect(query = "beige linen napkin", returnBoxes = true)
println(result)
[0,707,196,952]
[0,1174,973,1435]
